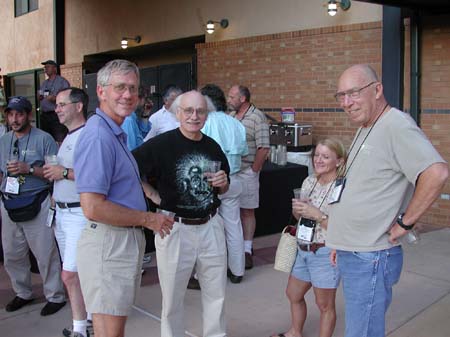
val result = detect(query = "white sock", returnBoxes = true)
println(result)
[87,312,92,322]
[244,240,253,254]
[73,319,87,336]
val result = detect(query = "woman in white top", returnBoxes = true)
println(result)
[272,138,347,337]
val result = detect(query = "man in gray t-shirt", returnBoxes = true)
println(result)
[39,60,70,143]
[0,96,66,316]
[327,64,448,337]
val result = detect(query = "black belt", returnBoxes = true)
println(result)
[174,209,217,225]
[56,202,81,209]
[298,242,325,254]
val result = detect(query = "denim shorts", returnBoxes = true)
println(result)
[337,246,403,337]
[291,246,340,289]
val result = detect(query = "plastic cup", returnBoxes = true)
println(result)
[401,229,420,245]
[45,155,58,166]
[293,187,309,202]
[7,153,19,165]
[205,160,221,174]
[156,208,175,218]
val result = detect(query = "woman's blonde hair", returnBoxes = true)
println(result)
[313,137,347,177]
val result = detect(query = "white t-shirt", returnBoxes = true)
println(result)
[53,125,84,203]
[143,106,179,141]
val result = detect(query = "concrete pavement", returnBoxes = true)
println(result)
[1,227,450,337]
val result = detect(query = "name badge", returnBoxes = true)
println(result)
[46,207,55,227]
[297,224,314,242]
[329,177,346,204]
[5,177,20,194]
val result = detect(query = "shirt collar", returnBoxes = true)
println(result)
[96,108,125,136]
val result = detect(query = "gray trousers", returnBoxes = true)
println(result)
[1,195,65,302]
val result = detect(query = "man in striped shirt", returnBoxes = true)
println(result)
[227,85,270,269]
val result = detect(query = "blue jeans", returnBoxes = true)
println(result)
[337,246,403,337]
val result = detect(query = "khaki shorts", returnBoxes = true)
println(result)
[236,166,260,209]
[77,221,145,316]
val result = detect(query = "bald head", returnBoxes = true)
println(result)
[173,90,208,140]
[339,64,379,87]
[337,64,388,127]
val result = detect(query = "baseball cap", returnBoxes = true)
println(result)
[41,60,58,66]
[5,96,33,113]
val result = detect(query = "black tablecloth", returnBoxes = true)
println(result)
[255,161,309,237]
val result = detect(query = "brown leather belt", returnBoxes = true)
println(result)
[56,202,81,209]
[174,209,217,225]
[298,242,326,254]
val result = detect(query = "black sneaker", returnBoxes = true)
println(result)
[245,252,253,270]
[40,301,66,316]
[5,296,33,312]
[62,320,94,337]
[227,269,243,284]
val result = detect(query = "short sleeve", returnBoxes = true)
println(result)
[74,134,114,196]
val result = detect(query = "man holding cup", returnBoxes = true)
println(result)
[43,87,91,337]
[327,64,448,337]
[0,96,66,315]
[133,90,230,337]
[73,60,173,337]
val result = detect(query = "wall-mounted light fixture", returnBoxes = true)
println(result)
[205,19,229,34]
[121,35,142,49]
[327,0,351,16]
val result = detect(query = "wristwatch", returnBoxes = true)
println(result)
[397,213,414,230]
[29,165,35,175]
[62,168,69,179]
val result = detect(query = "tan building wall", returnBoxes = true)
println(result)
[0,0,54,74]
[64,0,381,64]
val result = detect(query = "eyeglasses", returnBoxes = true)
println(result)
[178,106,208,117]
[334,82,377,103]
[105,83,138,95]
[55,101,79,109]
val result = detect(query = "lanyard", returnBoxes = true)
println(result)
[307,177,335,211]
[344,103,389,177]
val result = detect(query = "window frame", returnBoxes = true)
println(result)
[14,0,39,18]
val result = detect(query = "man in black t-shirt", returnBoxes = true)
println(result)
[133,91,230,337]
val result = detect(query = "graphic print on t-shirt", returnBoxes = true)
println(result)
[176,153,214,211]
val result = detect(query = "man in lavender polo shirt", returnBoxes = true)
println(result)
[73,59,174,337]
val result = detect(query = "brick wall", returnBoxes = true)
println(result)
[197,22,382,147]
[60,63,83,89]
[197,19,450,228]
[418,16,450,226]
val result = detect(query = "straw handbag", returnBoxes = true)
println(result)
[274,225,298,273]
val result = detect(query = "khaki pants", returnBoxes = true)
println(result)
[77,221,145,316]
[155,214,227,337]
[1,195,65,302]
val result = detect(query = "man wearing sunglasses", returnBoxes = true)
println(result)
[0,96,66,316]
[327,64,448,337]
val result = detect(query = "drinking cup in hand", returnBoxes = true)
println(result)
[45,155,58,166]
[156,208,176,219]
